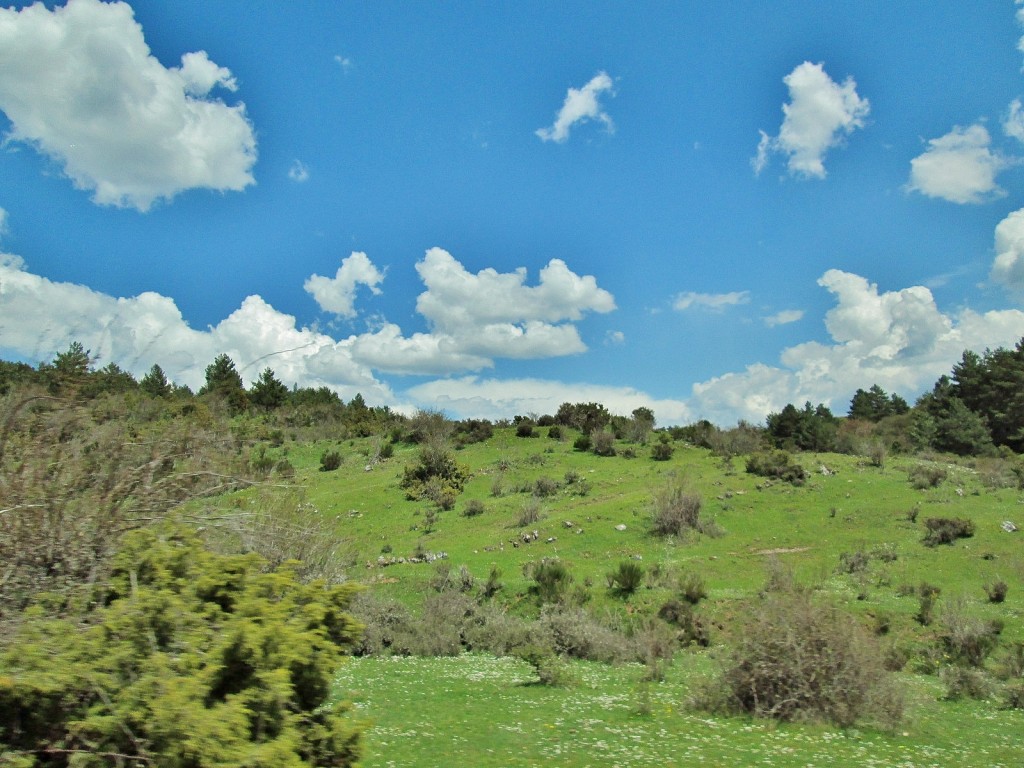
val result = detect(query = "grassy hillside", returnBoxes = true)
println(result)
[255,429,1022,635]
[205,428,1024,766]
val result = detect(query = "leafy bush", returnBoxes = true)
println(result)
[516,422,537,438]
[462,499,486,517]
[533,605,634,663]
[400,442,470,502]
[701,590,902,728]
[607,561,645,596]
[986,580,1009,603]
[650,476,717,538]
[0,526,363,767]
[908,463,947,489]
[922,516,975,546]
[590,429,616,456]
[572,433,592,452]
[678,571,708,605]
[518,497,543,527]
[657,598,710,647]
[916,582,942,626]
[320,449,343,471]
[650,440,674,461]
[547,425,563,440]
[533,475,560,497]
[938,598,1000,668]
[528,559,574,604]
[745,450,806,485]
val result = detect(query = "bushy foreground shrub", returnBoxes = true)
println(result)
[0,526,364,767]
[699,589,902,728]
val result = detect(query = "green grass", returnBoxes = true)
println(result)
[220,429,1024,764]
[334,653,1024,768]
[277,432,1023,632]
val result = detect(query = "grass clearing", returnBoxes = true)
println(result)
[334,654,1024,767]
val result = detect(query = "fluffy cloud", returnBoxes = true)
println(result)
[673,290,750,312]
[688,269,1024,425]
[0,237,615,393]
[0,252,393,403]
[288,160,310,183]
[753,62,869,178]
[992,208,1024,291]
[763,309,804,327]
[407,376,690,424]
[907,125,1006,204]
[0,0,256,211]
[1004,99,1024,142]
[304,252,385,318]
[536,72,615,143]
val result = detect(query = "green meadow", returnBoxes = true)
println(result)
[236,429,1024,766]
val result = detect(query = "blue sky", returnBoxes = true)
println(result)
[3,0,1024,425]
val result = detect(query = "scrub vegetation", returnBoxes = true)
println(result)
[2,340,1024,766]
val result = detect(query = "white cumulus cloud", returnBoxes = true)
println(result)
[688,269,1024,425]
[763,309,804,327]
[673,290,750,312]
[753,61,869,179]
[907,124,1006,204]
[992,208,1024,291]
[536,72,615,143]
[1004,99,1024,142]
[0,251,393,403]
[304,251,385,318]
[0,0,256,211]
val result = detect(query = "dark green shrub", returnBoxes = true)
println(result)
[463,499,486,517]
[547,425,562,439]
[745,450,806,485]
[922,516,975,546]
[320,449,343,471]
[651,441,674,461]
[986,580,1009,603]
[516,422,537,438]
[573,434,592,452]
[607,560,645,596]
[657,598,710,647]
[529,559,573,604]
[916,582,941,625]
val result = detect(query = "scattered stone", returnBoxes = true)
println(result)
[1002,520,1018,533]
[546,536,557,543]
[615,524,627,532]
[564,520,575,528]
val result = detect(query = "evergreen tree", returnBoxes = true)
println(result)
[249,367,289,411]
[140,363,172,398]
[199,353,248,414]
